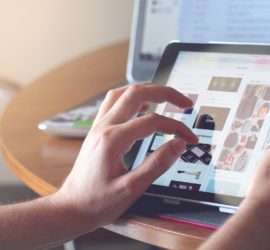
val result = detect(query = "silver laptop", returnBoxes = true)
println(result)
[128,0,270,83]
[39,0,270,137]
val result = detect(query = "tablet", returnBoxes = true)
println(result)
[130,43,270,212]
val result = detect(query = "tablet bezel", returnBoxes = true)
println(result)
[128,42,270,209]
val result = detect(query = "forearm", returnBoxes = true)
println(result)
[0,193,89,250]
[199,200,270,250]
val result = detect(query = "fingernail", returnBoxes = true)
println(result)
[191,134,199,144]
[187,99,193,107]
[171,138,186,155]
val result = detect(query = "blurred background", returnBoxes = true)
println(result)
[0,0,134,184]
[0,0,134,85]
[0,1,157,249]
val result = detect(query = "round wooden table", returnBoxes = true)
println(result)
[0,41,213,249]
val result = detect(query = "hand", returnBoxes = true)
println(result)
[199,149,270,250]
[53,84,198,232]
[244,149,270,210]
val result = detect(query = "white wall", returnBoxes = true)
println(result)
[0,0,135,185]
[0,0,134,86]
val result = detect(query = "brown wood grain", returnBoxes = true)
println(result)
[0,41,213,249]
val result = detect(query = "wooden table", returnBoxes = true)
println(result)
[0,41,213,250]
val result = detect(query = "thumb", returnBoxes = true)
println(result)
[124,138,186,196]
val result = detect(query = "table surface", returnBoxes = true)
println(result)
[0,41,213,249]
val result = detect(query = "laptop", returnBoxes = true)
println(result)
[128,0,270,83]
[38,0,270,137]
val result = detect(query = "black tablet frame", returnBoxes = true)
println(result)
[128,42,270,209]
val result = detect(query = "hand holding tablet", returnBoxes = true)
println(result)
[8,42,270,250]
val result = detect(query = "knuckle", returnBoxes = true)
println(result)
[145,113,163,130]
[119,178,136,197]
[147,112,161,121]
[151,152,169,173]
[168,140,181,157]
[106,89,119,100]
[91,121,103,131]
[166,86,176,94]
[167,86,175,92]
[127,84,142,96]
[99,127,115,142]
[166,86,176,98]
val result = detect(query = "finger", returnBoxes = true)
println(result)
[116,113,198,151]
[139,103,149,113]
[119,138,186,196]
[94,87,150,124]
[246,148,270,196]
[94,86,129,125]
[106,84,193,124]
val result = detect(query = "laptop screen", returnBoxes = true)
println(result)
[128,0,270,83]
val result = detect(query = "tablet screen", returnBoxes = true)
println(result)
[131,47,270,205]
[140,0,270,62]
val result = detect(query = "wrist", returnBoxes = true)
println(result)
[47,191,98,236]
[200,198,270,250]
[240,198,270,223]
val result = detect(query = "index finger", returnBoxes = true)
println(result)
[117,138,186,198]
[93,85,128,125]
[106,84,193,124]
